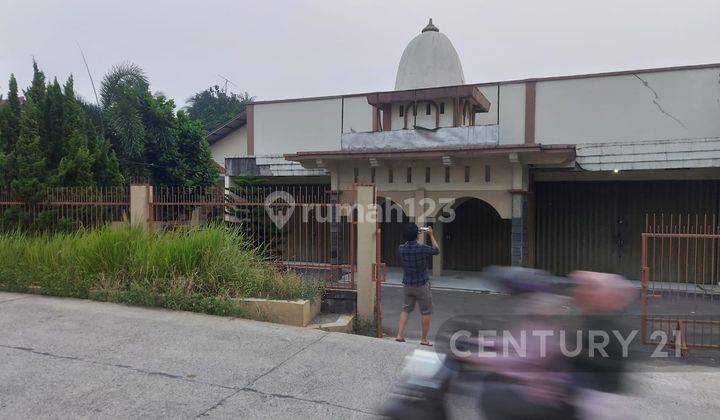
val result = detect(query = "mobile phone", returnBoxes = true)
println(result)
[419,227,430,232]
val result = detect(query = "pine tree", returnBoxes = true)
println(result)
[0,74,21,153]
[24,61,46,104]
[0,74,22,186]
[88,133,124,186]
[10,98,47,204]
[53,130,94,187]
[43,78,66,167]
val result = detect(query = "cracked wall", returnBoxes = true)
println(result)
[533,67,720,145]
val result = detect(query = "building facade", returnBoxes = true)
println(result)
[209,19,720,281]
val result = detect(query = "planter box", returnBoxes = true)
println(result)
[236,297,321,327]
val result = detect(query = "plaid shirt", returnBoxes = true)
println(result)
[398,241,440,286]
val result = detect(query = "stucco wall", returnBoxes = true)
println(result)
[212,65,720,160]
[335,157,513,197]
[498,83,526,145]
[535,67,720,144]
[341,96,374,134]
[210,126,247,164]
[253,98,343,155]
[475,85,500,126]
[334,157,514,219]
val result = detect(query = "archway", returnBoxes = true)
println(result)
[437,197,510,271]
[377,197,413,267]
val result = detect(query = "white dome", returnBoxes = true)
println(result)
[394,19,465,91]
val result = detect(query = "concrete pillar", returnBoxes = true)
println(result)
[190,207,200,227]
[510,162,529,266]
[413,188,426,226]
[355,185,377,321]
[432,220,444,277]
[130,184,153,230]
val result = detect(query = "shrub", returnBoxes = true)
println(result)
[0,225,322,316]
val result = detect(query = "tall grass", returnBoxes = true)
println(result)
[0,225,322,316]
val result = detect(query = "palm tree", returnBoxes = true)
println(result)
[100,62,149,179]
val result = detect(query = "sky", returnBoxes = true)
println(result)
[1,0,718,107]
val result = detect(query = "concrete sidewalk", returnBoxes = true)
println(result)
[2,291,720,419]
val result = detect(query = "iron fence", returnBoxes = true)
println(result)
[0,186,129,232]
[151,184,356,289]
[641,214,720,355]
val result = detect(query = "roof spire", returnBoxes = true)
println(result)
[422,18,439,33]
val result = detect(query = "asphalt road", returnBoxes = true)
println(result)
[0,292,409,419]
[2,291,720,419]
[380,284,720,366]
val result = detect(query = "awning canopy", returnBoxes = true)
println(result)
[366,85,491,113]
[285,144,575,167]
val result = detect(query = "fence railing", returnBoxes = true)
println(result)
[642,213,720,355]
[151,184,356,289]
[0,186,129,231]
[1,183,357,289]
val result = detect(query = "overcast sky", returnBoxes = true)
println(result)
[1,0,718,107]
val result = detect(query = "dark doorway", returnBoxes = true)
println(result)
[442,198,511,271]
[377,198,413,267]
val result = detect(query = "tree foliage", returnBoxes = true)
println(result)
[100,62,219,186]
[186,85,252,133]
[0,60,220,230]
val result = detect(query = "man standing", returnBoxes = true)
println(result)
[395,224,440,346]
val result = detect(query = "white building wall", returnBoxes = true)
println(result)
[212,65,720,160]
[498,83,526,145]
[342,96,374,134]
[535,67,720,144]
[475,85,499,126]
[253,98,343,155]
[210,126,247,164]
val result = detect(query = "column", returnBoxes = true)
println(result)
[510,162,529,266]
[355,185,377,321]
[130,184,153,230]
[432,221,444,277]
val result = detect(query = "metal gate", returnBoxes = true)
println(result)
[641,214,720,355]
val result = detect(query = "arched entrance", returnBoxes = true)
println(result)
[439,197,510,271]
[377,197,413,267]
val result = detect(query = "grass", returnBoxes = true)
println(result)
[352,314,378,337]
[0,225,322,317]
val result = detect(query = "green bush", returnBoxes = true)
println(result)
[0,225,322,316]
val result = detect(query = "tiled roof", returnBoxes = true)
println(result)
[576,137,720,171]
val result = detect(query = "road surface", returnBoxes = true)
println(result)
[1,292,719,419]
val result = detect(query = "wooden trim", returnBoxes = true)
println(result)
[371,105,379,132]
[452,98,460,127]
[381,104,392,131]
[246,104,255,156]
[524,82,536,145]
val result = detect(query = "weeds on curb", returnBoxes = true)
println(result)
[0,225,322,316]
